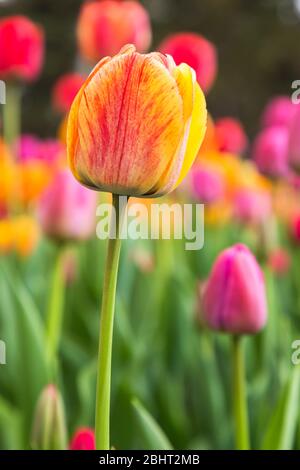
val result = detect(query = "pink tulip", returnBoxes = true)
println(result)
[158,32,217,93]
[202,244,267,334]
[288,106,300,172]
[190,165,224,204]
[215,117,248,154]
[16,135,64,165]
[261,96,295,129]
[0,15,44,82]
[252,125,289,178]
[38,170,98,241]
[233,188,271,225]
[70,427,95,450]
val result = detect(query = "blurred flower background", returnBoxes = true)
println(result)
[0,0,300,451]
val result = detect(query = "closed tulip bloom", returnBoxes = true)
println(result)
[77,1,152,62]
[215,117,248,154]
[261,96,295,129]
[233,188,271,225]
[158,32,217,93]
[38,169,98,241]
[191,164,224,204]
[31,385,67,450]
[252,126,289,178]
[70,428,95,450]
[52,73,85,114]
[202,244,267,334]
[288,106,300,172]
[0,16,44,81]
[68,45,207,197]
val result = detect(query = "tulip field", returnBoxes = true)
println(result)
[1,0,300,454]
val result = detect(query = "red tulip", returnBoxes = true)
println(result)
[201,244,267,334]
[267,248,290,276]
[290,212,300,243]
[70,428,95,450]
[0,15,44,82]
[215,117,248,154]
[77,0,152,62]
[52,73,85,114]
[158,32,217,93]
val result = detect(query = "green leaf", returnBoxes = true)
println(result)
[0,260,48,440]
[132,398,173,450]
[262,366,300,450]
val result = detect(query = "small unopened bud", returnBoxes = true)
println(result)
[31,384,67,450]
[70,427,95,450]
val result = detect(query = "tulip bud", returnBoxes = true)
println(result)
[77,0,152,62]
[201,244,267,334]
[70,427,95,450]
[38,169,98,242]
[158,32,217,93]
[52,73,85,114]
[261,96,295,129]
[252,126,289,179]
[67,45,207,197]
[215,117,248,154]
[31,384,67,450]
[0,15,44,82]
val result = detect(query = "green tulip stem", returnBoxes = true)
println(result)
[45,245,66,374]
[95,194,127,450]
[3,81,21,148]
[232,335,250,450]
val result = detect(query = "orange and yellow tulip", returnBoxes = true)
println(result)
[68,45,207,197]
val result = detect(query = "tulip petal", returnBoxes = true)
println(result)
[175,83,207,187]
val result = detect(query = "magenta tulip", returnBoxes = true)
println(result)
[261,96,295,129]
[191,164,224,204]
[252,125,289,178]
[288,106,300,172]
[38,169,98,241]
[201,244,267,334]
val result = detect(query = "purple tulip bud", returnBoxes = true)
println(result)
[201,244,267,334]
